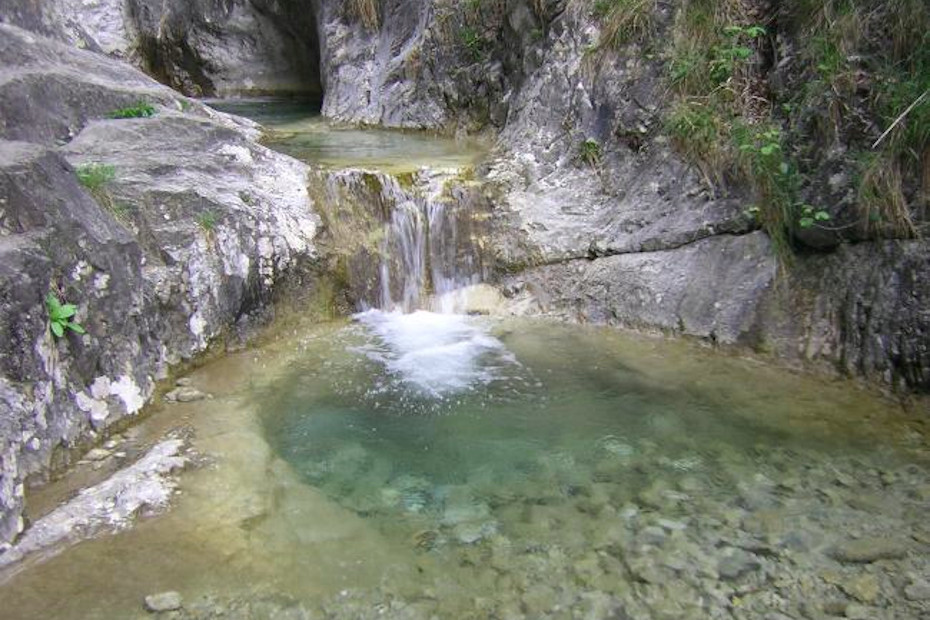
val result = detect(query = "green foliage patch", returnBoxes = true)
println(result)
[75,163,116,192]
[196,210,218,233]
[580,138,602,167]
[107,102,156,119]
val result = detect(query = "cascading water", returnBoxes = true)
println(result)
[374,173,480,314]
[356,171,512,399]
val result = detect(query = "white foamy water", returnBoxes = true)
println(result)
[354,310,515,398]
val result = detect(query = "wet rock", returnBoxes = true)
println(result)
[844,604,875,620]
[453,521,497,545]
[822,600,849,616]
[638,480,674,510]
[0,440,186,568]
[831,538,908,563]
[85,448,112,462]
[841,574,880,604]
[521,584,557,616]
[639,526,667,546]
[144,591,183,612]
[904,580,930,601]
[717,548,760,580]
[164,387,209,403]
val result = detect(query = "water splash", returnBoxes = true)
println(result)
[355,170,507,399]
[354,310,515,399]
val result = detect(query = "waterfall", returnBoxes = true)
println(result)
[376,172,480,314]
[349,170,512,399]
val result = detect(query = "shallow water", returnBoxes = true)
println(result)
[3,313,928,619]
[205,98,487,173]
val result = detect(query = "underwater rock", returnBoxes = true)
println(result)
[831,538,908,563]
[144,591,183,612]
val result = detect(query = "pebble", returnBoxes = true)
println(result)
[175,377,193,387]
[841,573,879,604]
[85,448,111,462]
[831,537,908,563]
[717,549,760,580]
[905,580,930,601]
[144,591,183,612]
[164,387,208,403]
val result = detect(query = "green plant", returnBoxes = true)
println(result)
[580,138,602,166]
[107,102,156,119]
[796,204,831,229]
[708,25,764,84]
[46,292,86,338]
[75,163,115,191]
[460,26,486,61]
[196,211,218,232]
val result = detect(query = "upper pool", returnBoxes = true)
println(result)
[205,98,488,173]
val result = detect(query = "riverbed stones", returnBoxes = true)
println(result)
[144,591,183,612]
[831,537,909,563]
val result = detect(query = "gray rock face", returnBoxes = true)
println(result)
[314,0,549,129]
[128,0,322,97]
[0,0,322,98]
[477,2,930,391]
[0,24,320,547]
[502,233,776,346]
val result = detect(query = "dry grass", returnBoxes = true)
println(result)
[348,0,380,30]
[595,0,657,47]
[859,156,919,238]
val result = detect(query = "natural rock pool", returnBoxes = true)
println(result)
[206,98,488,174]
[2,309,928,619]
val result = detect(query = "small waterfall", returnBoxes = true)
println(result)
[376,172,480,313]
[351,170,511,399]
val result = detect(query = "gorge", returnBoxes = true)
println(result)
[0,0,928,618]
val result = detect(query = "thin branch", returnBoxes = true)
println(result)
[872,88,929,150]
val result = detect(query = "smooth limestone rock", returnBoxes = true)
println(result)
[0,440,186,568]
[0,24,320,548]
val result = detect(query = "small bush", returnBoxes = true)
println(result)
[580,138,602,166]
[75,163,115,191]
[196,211,218,232]
[460,26,486,61]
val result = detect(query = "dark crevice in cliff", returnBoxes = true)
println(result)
[127,0,323,98]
